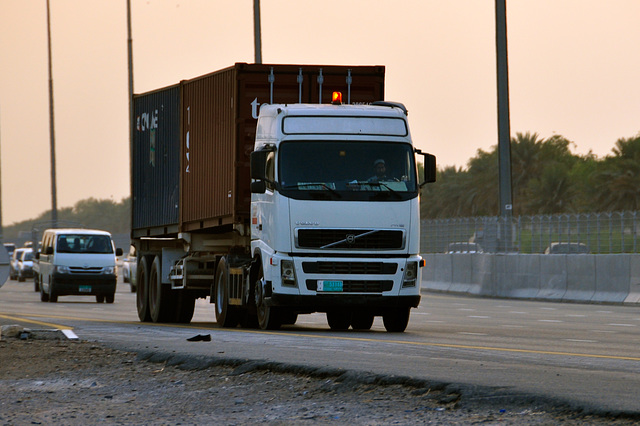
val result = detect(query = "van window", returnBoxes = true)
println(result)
[57,235,113,254]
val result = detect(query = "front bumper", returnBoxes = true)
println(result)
[267,293,420,314]
[52,273,117,296]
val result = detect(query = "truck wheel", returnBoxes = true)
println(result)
[280,310,298,326]
[214,257,239,328]
[40,278,49,302]
[18,273,25,282]
[351,312,374,330]
[254,263,281,330]
[136,256,151,322]
[175,293,195,323]
[105,294,115,304]
[327,310,351,331]
[382,308,410,332]
[149,256,176,323]
[96,295,105,303]
[34,275,40,292]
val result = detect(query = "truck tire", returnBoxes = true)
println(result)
[34,275,40,292]
[351,312,374,330]
[40,278,49,302]
[214,257,239,328]
[96,295,105,303]
[254,263,281,330]
[105,293,115,304]
[136,256,151,322]
[175,293,195,323]
[149,256,176,323]
[327,310,351,331]
[382,307,410,332]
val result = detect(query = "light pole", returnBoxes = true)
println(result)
[495,0,513,251]
[46,0,58,227]
[254,0,262,64]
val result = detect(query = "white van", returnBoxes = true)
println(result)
[37,229,123,303]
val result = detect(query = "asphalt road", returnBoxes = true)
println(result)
[1,275,639,415]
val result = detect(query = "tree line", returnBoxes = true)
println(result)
[420,132,640,219]
[3,198,130,242]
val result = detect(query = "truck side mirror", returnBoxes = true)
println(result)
[45,247,53,255]
[116,248,123,256]
[424,153,436,183]
[250,150,269,180]
[251,180,267,194]
[416,151,436,186]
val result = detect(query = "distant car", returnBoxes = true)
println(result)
[445,242,483,254]
[122,245,137,292]
[544,242,590,254]
[9,248,29,280]
[16,248,34,282]
[3,243,16,257]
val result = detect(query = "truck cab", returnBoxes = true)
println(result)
[248,99,435,331]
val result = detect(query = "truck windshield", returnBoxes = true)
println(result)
[278,141,418,201]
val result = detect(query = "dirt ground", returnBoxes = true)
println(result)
[0,328,638,425]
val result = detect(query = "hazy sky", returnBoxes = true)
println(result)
[1,0,639,227]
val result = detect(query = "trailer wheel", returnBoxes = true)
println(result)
[327,310,351,331]
[149,256,176,323]
[351,312,374,330]
[382,308,410,332]
[175,293,195,324]
[255,263,281,330]
[214,257,239,328]
[136,256,151,322]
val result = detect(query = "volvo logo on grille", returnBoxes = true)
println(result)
[346,234,356,244]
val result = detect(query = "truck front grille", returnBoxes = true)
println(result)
[296,229,404,250]
[302,261,397,275]
[306,280,393,293]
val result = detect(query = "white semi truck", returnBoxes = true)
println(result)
[132,63,435,332]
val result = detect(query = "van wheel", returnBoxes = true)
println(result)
[96,295,105,303]
[136,256,151,322]
[105,294,115,304]
[214,257,239,328]
[40,278,49,302]
[149,256,176,323]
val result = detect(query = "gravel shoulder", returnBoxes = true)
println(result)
[1,328,638,425]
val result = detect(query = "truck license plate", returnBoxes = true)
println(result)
[79,286,92,293]
[317,280,343,292]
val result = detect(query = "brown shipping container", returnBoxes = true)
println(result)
[179,63,385,233]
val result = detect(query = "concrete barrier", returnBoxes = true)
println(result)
[421,253,640,305]
[537,255,567,300]
[563,255,596,302]
[592,255,630,303]
[625,255,640,303]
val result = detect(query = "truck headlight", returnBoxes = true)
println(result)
[281,260,297,287]
[102,266,115,275]
[402,261,418,288]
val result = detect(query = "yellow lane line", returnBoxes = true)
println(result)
[0,313,73,330]
[3,312,639,362]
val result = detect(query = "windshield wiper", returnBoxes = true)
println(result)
[281,183,342,199]
[367,181,402,199]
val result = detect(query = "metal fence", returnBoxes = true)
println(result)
[421,211,640,254]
